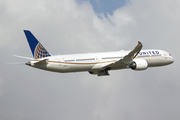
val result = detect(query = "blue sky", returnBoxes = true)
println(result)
[81,0,127,15]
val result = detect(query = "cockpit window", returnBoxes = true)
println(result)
[169,54,171,56]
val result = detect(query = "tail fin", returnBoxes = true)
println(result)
[24,30,51,59]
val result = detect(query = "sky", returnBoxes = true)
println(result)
[85,0,126,15]
[0,0,180,120]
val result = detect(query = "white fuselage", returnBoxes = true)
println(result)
[26,49,174,73]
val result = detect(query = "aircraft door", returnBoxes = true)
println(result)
[56,57,65,67]
[95,56,102,62]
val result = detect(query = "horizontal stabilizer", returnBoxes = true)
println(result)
[34,59,48,65]
[13,54,34,60]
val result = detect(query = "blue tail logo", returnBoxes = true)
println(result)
[24,30,51,59]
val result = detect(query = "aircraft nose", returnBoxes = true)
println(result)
[171,58,174,63]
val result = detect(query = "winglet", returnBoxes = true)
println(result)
[131,41,143,58]
[24,30,51,59]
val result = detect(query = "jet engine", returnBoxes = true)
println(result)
[129,59,148,70]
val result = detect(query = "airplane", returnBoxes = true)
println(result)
[16,30,174,76]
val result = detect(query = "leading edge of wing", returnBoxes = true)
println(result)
[103,41,143,69]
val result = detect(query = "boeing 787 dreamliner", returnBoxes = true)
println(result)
[16,30,174,76]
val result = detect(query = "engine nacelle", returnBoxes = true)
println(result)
[129,59,148,70]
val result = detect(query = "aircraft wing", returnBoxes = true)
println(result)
[104,41,143,69]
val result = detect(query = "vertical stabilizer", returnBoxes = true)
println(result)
[24,30,51,59]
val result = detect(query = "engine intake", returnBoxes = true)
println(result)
[129,59,148,70]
